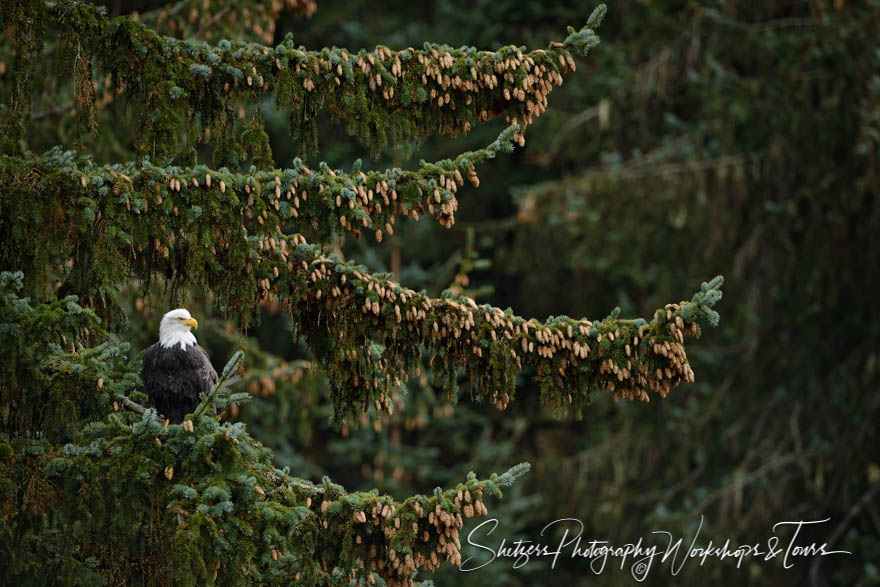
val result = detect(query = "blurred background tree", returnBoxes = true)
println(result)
[1,0,877,585]
[243,1,879,584]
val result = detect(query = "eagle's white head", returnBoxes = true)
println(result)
[159,308,199,350]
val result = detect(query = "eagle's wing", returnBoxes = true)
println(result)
[142,342,165,407]
[192,343,219,392]
[142,341,186,421]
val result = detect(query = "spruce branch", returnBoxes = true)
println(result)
[115,394,146,415]
[267,236,723,421]
[0,273,533,584]
[1,143,725,424]
[33,410,530,584]
[32,0,603,158]
[278,461,532,578]
[192,350,244,419]
[0,146,725,421]
[1,124,520,246]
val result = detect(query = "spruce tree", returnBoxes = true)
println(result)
[0,1,724,584]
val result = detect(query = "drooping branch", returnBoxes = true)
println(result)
[0,126,518,256]
[0,142,723,424]
[25,1,605,159]
[257,235,723,423]
[0,145,724,421]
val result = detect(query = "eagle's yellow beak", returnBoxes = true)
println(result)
[184,317,198,329]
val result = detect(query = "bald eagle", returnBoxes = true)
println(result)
[142,308,218,423]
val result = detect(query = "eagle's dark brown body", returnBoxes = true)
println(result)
[142,342,218,423]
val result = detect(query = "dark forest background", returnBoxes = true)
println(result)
[11,0,880,584]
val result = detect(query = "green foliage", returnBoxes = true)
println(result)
[2,0,601,163]
[0,0,46,151]
[0,269,532,584]
[191,350,248,417]
[0,0,739,584]
[0,124,525,315]
[0,140,724,423]
[0,271,135,441]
